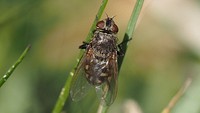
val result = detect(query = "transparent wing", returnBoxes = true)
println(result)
[70,55,92,102]
[95,52,118,106]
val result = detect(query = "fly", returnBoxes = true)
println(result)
[70,15,125,106]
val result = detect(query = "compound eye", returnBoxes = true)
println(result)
[96,21,105,29]
[112,24,118,33]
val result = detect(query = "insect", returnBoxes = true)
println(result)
[70,16,125,106]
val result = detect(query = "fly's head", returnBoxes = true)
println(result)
[96,17,119,34]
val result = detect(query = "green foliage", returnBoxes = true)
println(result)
[0,45,31,87]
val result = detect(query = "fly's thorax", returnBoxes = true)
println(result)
[93,30,117,43]
[91,31,118,54]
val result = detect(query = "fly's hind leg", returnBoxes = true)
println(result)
[117,44,124,56]
[117,38,132,56]
[79,41,89,49]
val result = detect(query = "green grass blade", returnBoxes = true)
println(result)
[52,0,108,113]
[0,45,31,87]
[118,0,144,71]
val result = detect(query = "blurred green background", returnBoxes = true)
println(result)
[1,0,200,113]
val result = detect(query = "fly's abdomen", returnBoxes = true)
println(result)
[84,48,111,86]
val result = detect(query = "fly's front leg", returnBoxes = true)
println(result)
[79,41,89,49]
[117,38,132,56]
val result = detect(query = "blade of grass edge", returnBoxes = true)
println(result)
[97,0,144,113]
[52,0,108,113]
[0,45,31,87]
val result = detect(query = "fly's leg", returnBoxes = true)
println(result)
[79,41,89,49]
[117,44,124,56]
[117,38,132,56]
